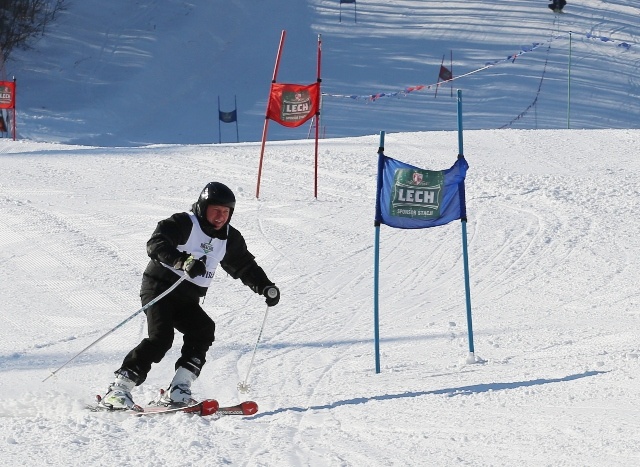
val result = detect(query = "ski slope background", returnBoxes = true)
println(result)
[1,0,640,465]
[1,130,640,465]
[3,0,640,146]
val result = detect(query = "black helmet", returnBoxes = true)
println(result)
[194,182,236,223]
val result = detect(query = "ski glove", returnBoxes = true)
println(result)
[263,285,280,307]
[182,255,207,278]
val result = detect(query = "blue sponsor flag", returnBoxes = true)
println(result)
[218,95,239,143]
[375,153,468,229]
[219,109,237,123]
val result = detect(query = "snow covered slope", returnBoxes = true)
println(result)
[5,0,640,146]
[1,129,640,465]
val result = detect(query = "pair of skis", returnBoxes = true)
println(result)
[136,399,258,417]
[89,395,257,418]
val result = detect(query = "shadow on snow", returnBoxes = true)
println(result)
[250,370,608,419]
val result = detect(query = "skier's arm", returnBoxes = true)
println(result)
[220,227,274,293]
[146,213,192,268]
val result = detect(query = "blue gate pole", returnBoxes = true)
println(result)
[457,90,475,358]
[373,130,385,374]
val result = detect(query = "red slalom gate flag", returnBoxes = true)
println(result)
[439,65,453,81]
[266,82,320,128]
[0,81,16,109]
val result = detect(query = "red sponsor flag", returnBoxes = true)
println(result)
[439,65,453,82]
[267,82,320,128]
[0,81,16,109]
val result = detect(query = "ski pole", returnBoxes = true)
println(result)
[237,301,272,393]
[42,274,189,382]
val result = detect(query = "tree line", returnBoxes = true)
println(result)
[0,0,65,63]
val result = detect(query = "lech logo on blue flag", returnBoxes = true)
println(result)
[390,168,443,219]
[375,153,468,230]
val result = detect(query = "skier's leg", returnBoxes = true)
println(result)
[175,303,216,376]
[159,304,215,404]
[119,294,176,385]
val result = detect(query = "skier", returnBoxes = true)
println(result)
[99,182,280,410]
[548,0,566,13]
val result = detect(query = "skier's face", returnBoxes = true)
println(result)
[206,205,231,229]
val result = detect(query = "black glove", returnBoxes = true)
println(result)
[262,285,280,307]
[182,255,207,278]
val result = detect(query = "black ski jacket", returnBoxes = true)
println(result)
[140,211,273,301]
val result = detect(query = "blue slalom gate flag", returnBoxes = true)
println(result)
[219,109,237,123]
[375,153,469,229]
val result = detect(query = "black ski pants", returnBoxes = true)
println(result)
[120,291,216,385]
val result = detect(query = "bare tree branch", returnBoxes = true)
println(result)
[0,0,66,64]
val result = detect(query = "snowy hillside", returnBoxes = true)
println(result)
[4,0,640,146]
[1,129,640,465]
[1,0,640,465]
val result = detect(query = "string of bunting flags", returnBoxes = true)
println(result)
[322,31,634,102]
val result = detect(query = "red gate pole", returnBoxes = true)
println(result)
[256,30,286,199]
[10,77,16,140]
[313,34,322,199]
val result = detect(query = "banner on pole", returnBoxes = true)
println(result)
[219,109,237,123]
[256,31,322,199]
[0,81,16,109]
[218,95,239,144]
[439,65,453,81]
[267,82,320,128]
[375,153,468,229]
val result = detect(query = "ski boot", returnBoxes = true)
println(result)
[98,371,142,411]
[157,367,198,407]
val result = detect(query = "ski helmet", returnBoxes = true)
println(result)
[195,182,236,222]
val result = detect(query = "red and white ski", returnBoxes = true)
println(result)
[88,395,258,417]
[216,401,258,417]
[134,400,257,417]
[135,399,220,416]
[132,399,258,417]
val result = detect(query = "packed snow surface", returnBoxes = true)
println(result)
[1,129,640,465]
[1,0,640,465]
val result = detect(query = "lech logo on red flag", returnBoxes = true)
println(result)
[0,82,15,109]
[267,82,319,128]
